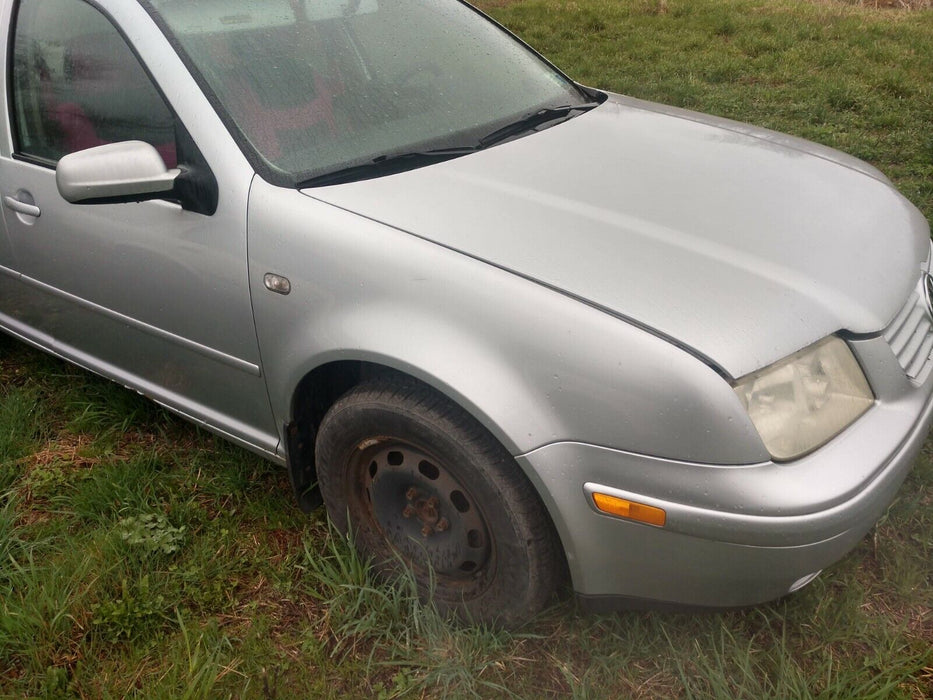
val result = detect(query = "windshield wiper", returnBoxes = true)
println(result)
[298,147,478,188]
[298,101,601,188]
[477,101,601,148]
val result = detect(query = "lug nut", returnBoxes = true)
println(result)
[436,518,449,532]
[402,505,414,518]
[406,487,418,501]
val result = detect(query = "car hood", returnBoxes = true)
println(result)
[303,93,930,378]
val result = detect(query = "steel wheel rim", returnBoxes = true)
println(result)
[351,439,492,581]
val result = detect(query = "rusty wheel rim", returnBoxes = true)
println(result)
[351,440,491,579]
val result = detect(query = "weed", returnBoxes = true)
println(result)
[117,513,186,556]
[90,576,170,644]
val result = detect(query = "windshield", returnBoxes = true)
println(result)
[145,0,590,185]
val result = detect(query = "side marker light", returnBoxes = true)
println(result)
[592,493,666,527]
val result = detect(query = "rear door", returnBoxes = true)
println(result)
[0,0,278,455]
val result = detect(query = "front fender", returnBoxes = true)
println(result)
[247,177,768,467]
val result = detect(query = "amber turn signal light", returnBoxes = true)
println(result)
[592,493,666,527]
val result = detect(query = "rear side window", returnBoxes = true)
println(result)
[10,0,177,166]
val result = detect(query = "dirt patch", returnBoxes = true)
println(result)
[25,432,140,471]
[823,0,930,8]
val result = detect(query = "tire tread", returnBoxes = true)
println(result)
[315,373,561,625]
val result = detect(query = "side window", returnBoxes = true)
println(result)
[10,0,177,167]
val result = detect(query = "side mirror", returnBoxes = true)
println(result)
[56,141,180,205]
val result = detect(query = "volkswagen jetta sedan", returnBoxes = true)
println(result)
[1,0,930,625]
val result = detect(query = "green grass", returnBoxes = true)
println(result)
[2,1,932,697]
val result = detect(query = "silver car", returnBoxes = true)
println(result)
[1,0,930,625]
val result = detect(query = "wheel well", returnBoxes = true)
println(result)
[286,360,362,511]
[287,361,412,510]
[286,360,572,593]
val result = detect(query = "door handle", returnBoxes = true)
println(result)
[3,195,41,218]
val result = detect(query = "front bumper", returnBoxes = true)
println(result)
[517,334,933,608]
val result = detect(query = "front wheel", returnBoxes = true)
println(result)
[314,376,560,625]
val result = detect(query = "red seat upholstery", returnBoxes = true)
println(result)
[44,33,177,167]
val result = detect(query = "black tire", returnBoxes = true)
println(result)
[314,375,560,626]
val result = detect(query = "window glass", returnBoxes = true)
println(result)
[147,0,585,183]
[11,0,177,166]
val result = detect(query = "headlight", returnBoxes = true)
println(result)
[733,336,874,461]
